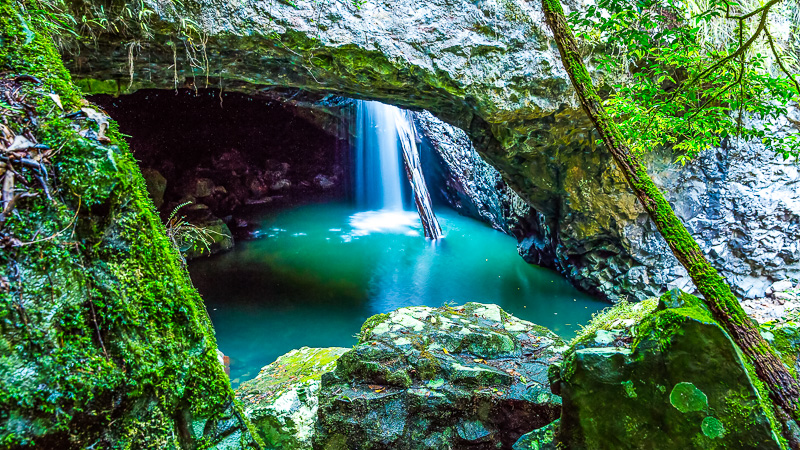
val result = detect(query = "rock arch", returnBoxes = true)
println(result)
[65,0,798,300]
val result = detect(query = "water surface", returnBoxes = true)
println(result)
[189,203,607,385]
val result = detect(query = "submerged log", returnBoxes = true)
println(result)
[394,109,443,240]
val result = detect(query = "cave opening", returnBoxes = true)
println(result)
[91,88,604,385]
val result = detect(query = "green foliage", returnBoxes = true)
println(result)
[569,0,800,162]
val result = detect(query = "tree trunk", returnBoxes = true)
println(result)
[394,108,443,240]
[540,0,800,439]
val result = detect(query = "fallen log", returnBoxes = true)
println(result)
[393,109,443,240]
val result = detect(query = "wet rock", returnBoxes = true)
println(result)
[189,177,215,198]
[414,111,537,235]
[141,168,167,208]
[556,291,784,449]
[247,176,270,197]
[313,174,336,189]
[270,179,292,191]
[215,149,248,173]
[314,303,565,449]
[186,202,209,211]
[236,347,348,449]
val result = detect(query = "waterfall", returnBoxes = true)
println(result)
[354,101,404,210]
[352,100,442,239]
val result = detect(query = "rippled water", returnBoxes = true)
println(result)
[189,203,608,385]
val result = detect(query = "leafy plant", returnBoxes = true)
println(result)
[164,201,228,260]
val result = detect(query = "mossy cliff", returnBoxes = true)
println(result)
[0,3,261,448]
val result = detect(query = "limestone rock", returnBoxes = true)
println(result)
[556,291,784,449]
[314,303,565,449]
[236,347,348,449]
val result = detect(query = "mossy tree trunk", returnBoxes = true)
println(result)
[540,0,800,439]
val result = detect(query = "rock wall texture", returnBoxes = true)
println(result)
[414,106,800,301]
[0,3,260,448]
[63,0,800,300]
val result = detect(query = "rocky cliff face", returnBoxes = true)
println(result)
[63,0,800,300]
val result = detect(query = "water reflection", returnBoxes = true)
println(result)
[189,202,607,385]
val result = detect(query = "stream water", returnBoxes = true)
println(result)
[189,203,607,385]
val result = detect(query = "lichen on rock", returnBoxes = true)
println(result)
[555,290,786,449]
[314,302,566,449]
[236,347,348,449]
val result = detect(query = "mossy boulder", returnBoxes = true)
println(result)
[314,303,566,449]
[554,291,785,449]
[236,347,348,449]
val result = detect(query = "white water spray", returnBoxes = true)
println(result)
[352,100,442,239]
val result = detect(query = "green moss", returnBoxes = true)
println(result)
[0,2,261,447]
[741,356,789,449]
[632,292,715,352]
[761,324,800,378]
[669,382,708,413]
[622,380,637,398]
[701,416,726,439]
[570,297,657,347]
[359,313,389,342]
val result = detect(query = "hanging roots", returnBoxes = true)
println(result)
[0,75,54,231]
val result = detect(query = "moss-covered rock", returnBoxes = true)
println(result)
[236,347,348,449]
[0,3,260,448]
[555,291,785,449]
[314,302,566,449]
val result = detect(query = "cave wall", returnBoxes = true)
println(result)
[90,89,349,252]
[61,0,800,300]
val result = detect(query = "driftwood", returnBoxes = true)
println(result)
[393,109,443,240]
